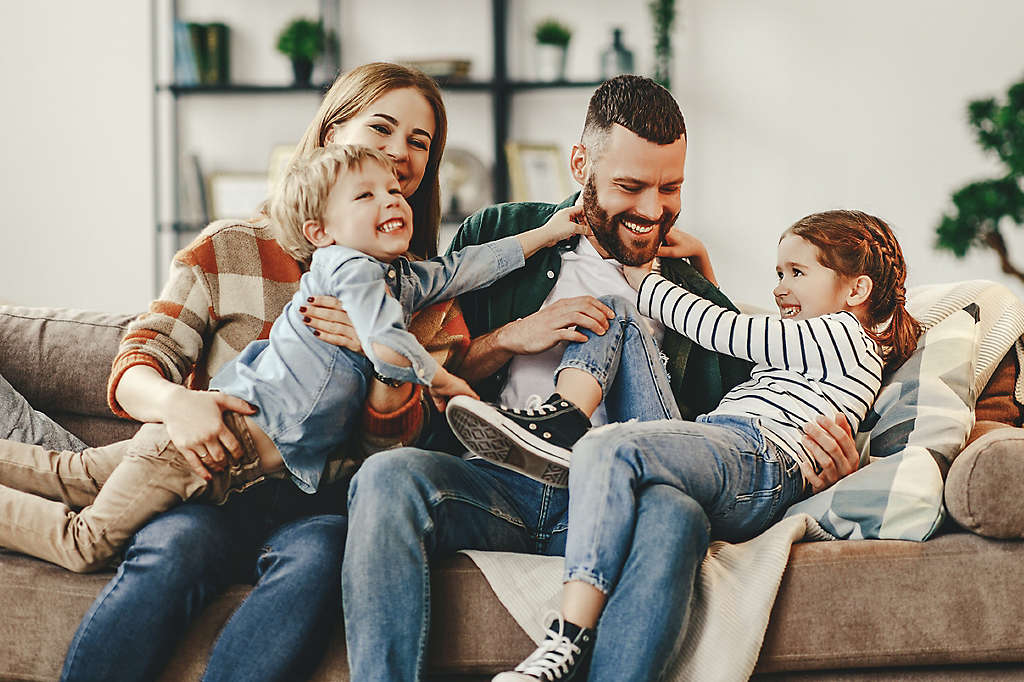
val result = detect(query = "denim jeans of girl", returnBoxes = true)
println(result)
[342,295,692,681]
[565,415,806,679]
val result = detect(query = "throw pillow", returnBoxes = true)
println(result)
[784,305,978,541]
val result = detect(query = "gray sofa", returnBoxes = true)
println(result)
[2,304,1024,681]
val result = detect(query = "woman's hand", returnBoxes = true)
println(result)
[799,413,861,494]
[160,388,256,480]
[428,368,479,413]
[300,296,362,352]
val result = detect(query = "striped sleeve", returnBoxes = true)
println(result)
[636,273,882,381]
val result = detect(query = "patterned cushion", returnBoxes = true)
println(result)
[785,305,979,540]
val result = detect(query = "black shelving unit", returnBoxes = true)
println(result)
[152,0,603,292]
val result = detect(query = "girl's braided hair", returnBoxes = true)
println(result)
[785,210,922,371]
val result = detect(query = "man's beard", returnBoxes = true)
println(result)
[582,176,676,266]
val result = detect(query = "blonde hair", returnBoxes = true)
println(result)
[271,145,395,264]
[291,62,447,258]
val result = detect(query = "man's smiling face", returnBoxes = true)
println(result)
[579,124,686,266]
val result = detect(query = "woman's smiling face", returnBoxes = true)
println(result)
[326,87,435,198]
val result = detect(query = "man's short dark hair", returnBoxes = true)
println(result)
[582,75,686,159]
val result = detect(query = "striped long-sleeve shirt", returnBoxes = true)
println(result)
[637,273,883,476]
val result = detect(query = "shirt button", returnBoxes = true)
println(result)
[416,367,425,377]
[387,269,396,278]
[546,270,555,279]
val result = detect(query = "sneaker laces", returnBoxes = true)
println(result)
[512,394,557,416]
[513,611,582,680]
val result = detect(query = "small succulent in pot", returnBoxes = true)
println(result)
[276,18,325,86]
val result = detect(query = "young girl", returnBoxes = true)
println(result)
[448,209,920,681]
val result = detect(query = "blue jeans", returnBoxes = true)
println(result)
[344,450,714,682]
[61,477,348,682]
[0,370,86,451]
[566,414,807,680]
[557,294,681,423]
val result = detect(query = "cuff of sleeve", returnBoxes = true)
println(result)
[362,384,426,441]
[106,353,166,418]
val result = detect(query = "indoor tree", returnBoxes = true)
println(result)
[936,76,1024,282]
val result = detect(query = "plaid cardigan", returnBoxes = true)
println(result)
[108,219,468,449]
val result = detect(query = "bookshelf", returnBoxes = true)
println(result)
[151,0,603,293]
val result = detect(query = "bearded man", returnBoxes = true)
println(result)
[341,75,857,682]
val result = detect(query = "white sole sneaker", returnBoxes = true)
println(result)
[446,396,570,487]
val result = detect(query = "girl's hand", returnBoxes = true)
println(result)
[428,368,479,413]
[658,226,706,260]
[160,388,256,480]
[301,296,363,353]
[658,226,718,285]
[622,260,656,290]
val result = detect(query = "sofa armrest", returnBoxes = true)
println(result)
[946,424,1024,538]
[0,306,135,419]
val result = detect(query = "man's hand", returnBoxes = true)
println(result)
[798,413,860,494]
[496,296,615,355]
[160,388,256,480]
[428,368,479,412]
[301,295,363,353]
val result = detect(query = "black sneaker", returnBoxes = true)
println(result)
[492,615,595,681]
[445,394,590,488]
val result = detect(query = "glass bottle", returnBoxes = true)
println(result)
[600,28,634,79]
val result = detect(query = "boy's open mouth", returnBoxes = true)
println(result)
[378,218,405,233]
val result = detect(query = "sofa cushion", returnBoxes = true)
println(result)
[785,305,977,540]
[0,306,138,445]
[945,426,1024,539]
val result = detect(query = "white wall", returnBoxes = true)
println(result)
[2,0,1023,314]
[673,0,1024,309]
[0,2,152,313]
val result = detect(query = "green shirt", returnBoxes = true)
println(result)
[448,193,753,419]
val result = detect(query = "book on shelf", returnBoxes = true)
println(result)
[173,21,199,86]
[178,22,230,87]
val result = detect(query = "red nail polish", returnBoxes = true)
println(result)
[299,306,307,313]
[303,316,311,323]
[313,330,321,336]
[307,297,314,303]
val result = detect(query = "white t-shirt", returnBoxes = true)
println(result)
[498,236,665,426]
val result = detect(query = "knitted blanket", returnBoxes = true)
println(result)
[462,279,1024,681]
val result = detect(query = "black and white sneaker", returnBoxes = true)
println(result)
[445,394,590,488]
[492,614,595,681]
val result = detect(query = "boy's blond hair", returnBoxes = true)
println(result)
[271,145,395,265]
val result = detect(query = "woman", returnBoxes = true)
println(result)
[47,62,455,681]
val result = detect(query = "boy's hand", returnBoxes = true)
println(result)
[543,205,589,244]
[428,368,479,413]
[622,260,656,290]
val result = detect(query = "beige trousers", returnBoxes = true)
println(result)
[0,414,267,573]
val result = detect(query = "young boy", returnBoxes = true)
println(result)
[0,144,584,572]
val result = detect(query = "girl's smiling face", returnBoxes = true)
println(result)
[325,87,435,198]
[773,234,854,320]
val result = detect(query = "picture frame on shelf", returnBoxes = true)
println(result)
[505,142,570,203]
[207,173,270,220]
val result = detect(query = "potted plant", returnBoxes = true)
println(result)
[649,0,676,89]
[276,18,325,86]
[534,18,571,81]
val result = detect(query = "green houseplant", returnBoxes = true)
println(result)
[936,76,1024,283]
[534,18,571,81]
[276,18,325,86]
[649,0,676,89]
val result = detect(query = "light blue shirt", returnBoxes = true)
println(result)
[211,236,525,492]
